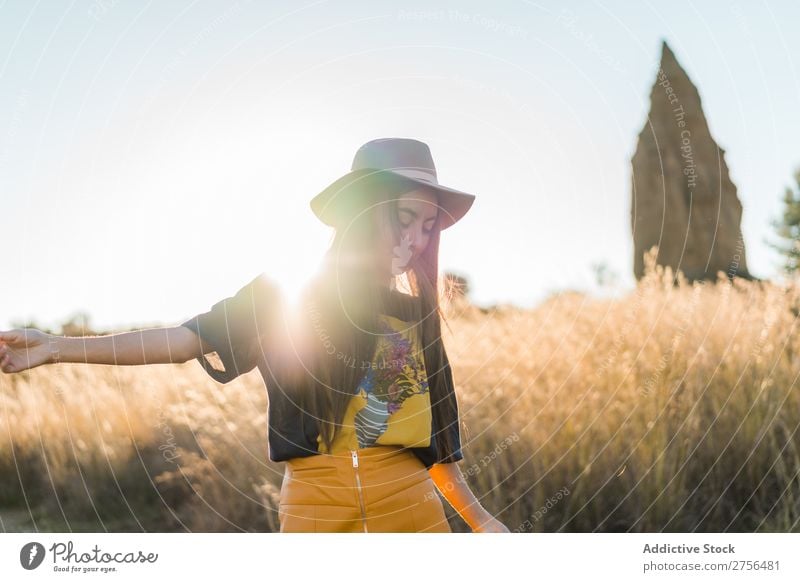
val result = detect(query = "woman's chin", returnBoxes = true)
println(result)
[392,264,410,276]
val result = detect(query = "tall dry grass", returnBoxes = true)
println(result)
[2,253,800,532]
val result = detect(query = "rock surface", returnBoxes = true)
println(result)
[631,41,752,282]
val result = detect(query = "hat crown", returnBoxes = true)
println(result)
[352,138,438,182]
[311,137,475,231]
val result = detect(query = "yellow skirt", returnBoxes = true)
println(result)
[278,445,451,533]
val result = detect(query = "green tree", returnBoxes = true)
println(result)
[768,167,800,275]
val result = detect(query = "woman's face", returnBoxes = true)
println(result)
[376,187,439,280]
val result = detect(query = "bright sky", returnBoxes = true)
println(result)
[1,0,799,332]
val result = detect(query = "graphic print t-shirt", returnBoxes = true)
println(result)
[178,273,463,469]
[316,312,433,455]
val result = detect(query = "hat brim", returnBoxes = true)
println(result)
[310,168,475,231]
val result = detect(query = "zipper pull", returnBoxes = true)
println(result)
[351,450,359,468]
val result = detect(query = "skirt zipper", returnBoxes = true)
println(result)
[351,449,368,533]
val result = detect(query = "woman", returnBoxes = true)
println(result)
[0,137,509,533]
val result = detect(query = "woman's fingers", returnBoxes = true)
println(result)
[0,330,20,346]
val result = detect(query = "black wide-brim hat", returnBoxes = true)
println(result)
[310,138,476,230]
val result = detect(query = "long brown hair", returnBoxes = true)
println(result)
[263,174,461,460]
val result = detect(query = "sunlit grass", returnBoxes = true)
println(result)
[2,253,800,532]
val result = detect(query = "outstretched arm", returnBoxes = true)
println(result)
[0,326,205,373]
[428,461,510,533]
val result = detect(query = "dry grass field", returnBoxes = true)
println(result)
[3,256,800,532]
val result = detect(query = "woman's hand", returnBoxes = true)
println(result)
[0,328,52,373]
[472,512,511,533]
[428,462,512,533]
